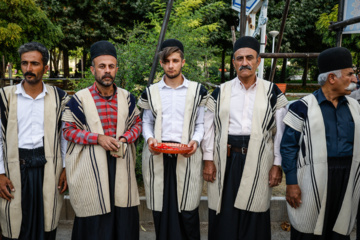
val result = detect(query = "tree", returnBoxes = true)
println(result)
[316,4,360,66]
[0,0,63,77]
[114,0,226,96]
[266,0,338,82]
[39,0,153,77]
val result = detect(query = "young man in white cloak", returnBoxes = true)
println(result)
[138,39,207,240]
[0,42,68,240]
[281,47,360,240]
[202,36,288,240]
[62,40,142,240]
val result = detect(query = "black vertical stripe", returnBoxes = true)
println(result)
[89,145,106,213]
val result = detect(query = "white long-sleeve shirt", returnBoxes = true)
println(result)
[0,82,67,174]
[201,78,287,165]
[142,77,205,144]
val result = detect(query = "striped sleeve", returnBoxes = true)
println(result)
[199,84,208,107]
[272,83,288,109]
[283,99,308,132]
[137,88,150,110]
[206,87,220,113]
[122,93,142,144]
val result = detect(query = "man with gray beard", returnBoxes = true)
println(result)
[62,40,142,240]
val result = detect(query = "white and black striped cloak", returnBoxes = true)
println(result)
[0,85,68,238]
[283,94,360,235]
[206,78,288,213]
[62,87,140,217]
[138,81,207,212]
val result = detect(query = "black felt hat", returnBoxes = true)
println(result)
[318,47,353,74]
[233,36,260,54]
[90,40,117,61]
[160,39,184,53]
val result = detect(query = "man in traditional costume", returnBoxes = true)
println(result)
[62,40,142,240]
[281,47,360,240]
[202,36,288,240]
[138,39,207,240]
[0,42,69,240]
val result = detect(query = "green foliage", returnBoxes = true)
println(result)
[0,0,63,63]
[115,0,226,98]
[135,138,144,184]
[315,5,338,46]
[315,4,360,66]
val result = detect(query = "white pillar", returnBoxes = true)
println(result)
[257,0,268,79]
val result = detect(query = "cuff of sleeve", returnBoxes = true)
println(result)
[273,156,282,166]
[89,133,99,144]
[120,135,129,142]
[285,169,298,185]
[203,152,213,161]
[191,136,202,147]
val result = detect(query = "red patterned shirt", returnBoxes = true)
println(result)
[63,83,142,144]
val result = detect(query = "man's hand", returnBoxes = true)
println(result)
[58,168,67,194]
[269,165,282,187]
[0,174,14,201]
[182,140,198,158]
[286,184,302,209]
[203,160,216,183]
[98,134,120,151]
[111,137,127,158]
[148,138,160,155]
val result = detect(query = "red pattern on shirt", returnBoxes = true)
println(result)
[63,83,142,145]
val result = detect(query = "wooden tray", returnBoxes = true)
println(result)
[150,143,192,154]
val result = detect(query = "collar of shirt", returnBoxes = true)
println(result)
[15,80,48,100]
[158,75,189,89]
[232,76,258,91]
[314,88,348,106]
[91,82,118,99]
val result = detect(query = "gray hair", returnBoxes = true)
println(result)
[18,42,49,65]
[317,70,342,86]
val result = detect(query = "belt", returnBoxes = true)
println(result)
[227,144,248,157]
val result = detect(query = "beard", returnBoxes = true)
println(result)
[164,66,182,79]
[95,72,115,87]
[23,71,43,85]
[165,71,181,79]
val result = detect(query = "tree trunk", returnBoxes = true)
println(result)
[302,58,309,87]
[62,49,69,89]
[280,58,287,83]
[230,53,235,79]
[63,49,70,78]
[82,50,88,78]
[221,48,225,83]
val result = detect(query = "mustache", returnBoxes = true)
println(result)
[24,72,36,77]
[102,73,114,80]
[239,65,252,71]
[345,82,357,91]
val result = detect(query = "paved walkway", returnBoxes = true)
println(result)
[56,221,357,240]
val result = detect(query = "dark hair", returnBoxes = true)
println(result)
[159,47,184,62]
[18,42,49,65]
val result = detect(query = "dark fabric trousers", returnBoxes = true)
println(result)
[71,151,139,240]
[291,156,352,240]
[208,135,271,240]
[2,147,56,240]
[152,153,200,240]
